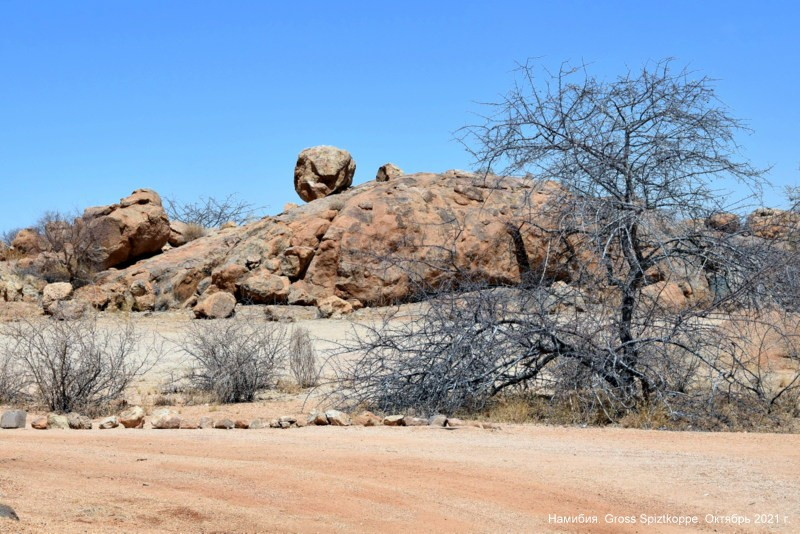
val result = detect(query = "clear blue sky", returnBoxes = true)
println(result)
[1,1,797,232]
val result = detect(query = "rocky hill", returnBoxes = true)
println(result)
[78,170,560,318]
[1,146,797,321]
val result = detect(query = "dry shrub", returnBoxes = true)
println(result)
[0,352,27,405]
[289,327,318,388]
[183,223,206,242]
[275,378,303,395]
[328,197,345,211]
[180,320,288,403]
[1,317,161,413]
[165,194,263,228]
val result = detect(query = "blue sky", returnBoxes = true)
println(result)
[1,1,798,232]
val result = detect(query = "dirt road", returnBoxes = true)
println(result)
[1,425,797,533]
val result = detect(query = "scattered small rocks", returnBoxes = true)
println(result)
[67,413,93,430]
[0,503,19,521]
[10,408,497,434]
[353,411,382,426]
[428,414,448,427]
[31,416,48,430]
[214,418,234,430]
[0,410,26,429]
[249,418,268,429]
[47,413,69,430]
[98,416,119,429]
[405,417,428,427]
[324,410,351,426]
[308,411,330,426]
[383,415,406,427]
[151,409,182,429]
[199,417,214,429]
[119,406,145,428]
[268,415,301,429]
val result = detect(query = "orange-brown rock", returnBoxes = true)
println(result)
[193,291,236,319]
[10,229,46,256]
[642,281,688,313]
[88,173,570,311]
[237,272,290,304]
[706,212,740,233]
[376,163,403,182]
[83,189,171,269]
[747,208,800,240]
[294,145,355,202]
[212,264,249,293]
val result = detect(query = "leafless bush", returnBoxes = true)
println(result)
[165,194,264,228]
[289,327,318,388]
[0,352,27,405]
[33,211,102,286]
[180,321,288,403]
[331,59,800,429]
[1,317,161,413]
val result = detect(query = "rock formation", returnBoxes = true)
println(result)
[376,163,403,182]
[747,207,800,240]
[294,146,355,201]
[2,170,794,319]
[73,171,567,313]
[10,228,46,257]
[82,188,171,269]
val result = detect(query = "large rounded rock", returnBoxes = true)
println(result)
[294,146,355,202]
[193,291,236,319]
[706,212,740,233]
[42,282,73,306]
[236,272,290,304]
[83,189,171,269]
[151,409,182,429]
[118,406,145,428]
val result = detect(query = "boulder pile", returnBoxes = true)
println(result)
[62,171,566,315]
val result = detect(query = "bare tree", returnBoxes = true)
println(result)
[165,194,264,228]
[180,320,288,402]
[2,317,161,413]
[334,60,800,428]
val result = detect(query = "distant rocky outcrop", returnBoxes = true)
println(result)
[747,207,800,240]
[294,146,355,202]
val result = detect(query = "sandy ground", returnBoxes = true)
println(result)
[2,309,799,532]
[0,425,798,533]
